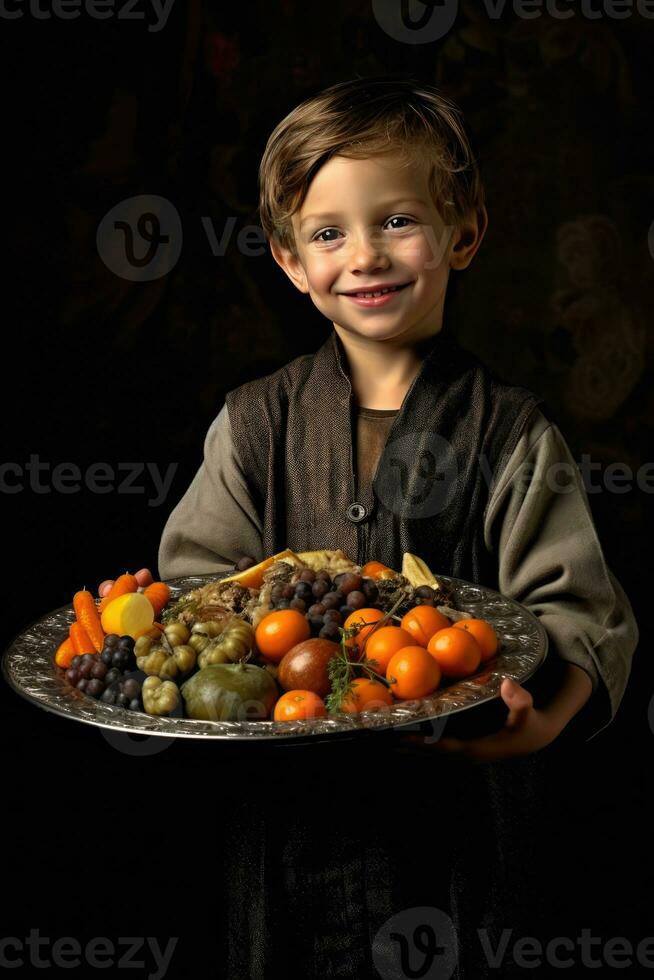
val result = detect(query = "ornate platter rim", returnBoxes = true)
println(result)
[2,572,548,741]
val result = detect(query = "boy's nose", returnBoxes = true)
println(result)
[348,232,391,272]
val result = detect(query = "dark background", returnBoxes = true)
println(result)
[2,2,654,977]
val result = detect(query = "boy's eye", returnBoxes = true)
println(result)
[312,215,415,243]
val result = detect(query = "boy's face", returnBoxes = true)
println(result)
[271,150,484,348]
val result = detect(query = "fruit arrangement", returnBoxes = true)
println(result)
[52,551,501,723]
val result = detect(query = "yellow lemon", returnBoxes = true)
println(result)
[101,592,155,639]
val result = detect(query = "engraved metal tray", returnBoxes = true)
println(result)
[2,572,547,741]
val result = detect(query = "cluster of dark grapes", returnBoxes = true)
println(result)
[63,634,144,711]
[269,570,438,641]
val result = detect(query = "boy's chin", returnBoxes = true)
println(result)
[334,321,438,344]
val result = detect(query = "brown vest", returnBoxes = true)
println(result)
[225,329,544,589]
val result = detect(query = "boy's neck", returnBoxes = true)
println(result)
[333,325,441,411]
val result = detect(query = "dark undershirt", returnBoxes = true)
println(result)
[355,407,398,505]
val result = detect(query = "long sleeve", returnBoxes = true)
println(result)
[158,404,264,580]
[484,407,639,741]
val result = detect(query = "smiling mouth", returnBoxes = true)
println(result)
[342,282,412,299]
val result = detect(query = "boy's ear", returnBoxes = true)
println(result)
[269,236,310,294]
[449,205,488,271]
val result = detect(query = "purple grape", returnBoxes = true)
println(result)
[86,679,105,698]
[308,603,326,617]
[128,699,142,712]
[104,634,120,648]
[289,597,307,613]
[91,661,108,680]
[299,569,317,584]
[71,655,83,669]
[323,609,343,625]
[121,678,141,700]
[294,582,313,601]
[76,678,89,692]
[339,573,363,595]
[319,622,341,641]
[321,592,341,610]
[346,590,366,610]
[236,555,256,571]
[65,667,79,685]
[312,579,330,600]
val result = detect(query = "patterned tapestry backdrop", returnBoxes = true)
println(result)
[7,2,653,633]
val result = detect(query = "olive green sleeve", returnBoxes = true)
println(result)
[157,404,264,580]
[484,407,639,740]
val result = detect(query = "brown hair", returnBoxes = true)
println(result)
[258,73,485,257]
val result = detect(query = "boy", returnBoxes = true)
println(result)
[156,75,637,754]
[136,75,638,976]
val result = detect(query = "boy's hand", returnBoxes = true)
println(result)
[398,665,593,763]
[98,568,154,598]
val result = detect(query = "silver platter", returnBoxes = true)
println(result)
[2,572,547,741]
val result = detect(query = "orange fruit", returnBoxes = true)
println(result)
[343,608,385,652]
[427,627,482,678]
[338,677,394,713]
[386,646,441,700]
[273,690,327,721]
[254,609,311,663]
[361,560,397,580]
[400,605,451,647]
[363,625,416,673]
[453,618,499,662]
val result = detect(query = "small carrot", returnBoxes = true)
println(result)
[143,582,171,618]
[98,572,138,613]
[55,636,76,669]
[73,589,105,653]
[69,621,95,655]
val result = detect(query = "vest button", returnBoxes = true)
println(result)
[346,502,368,523]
